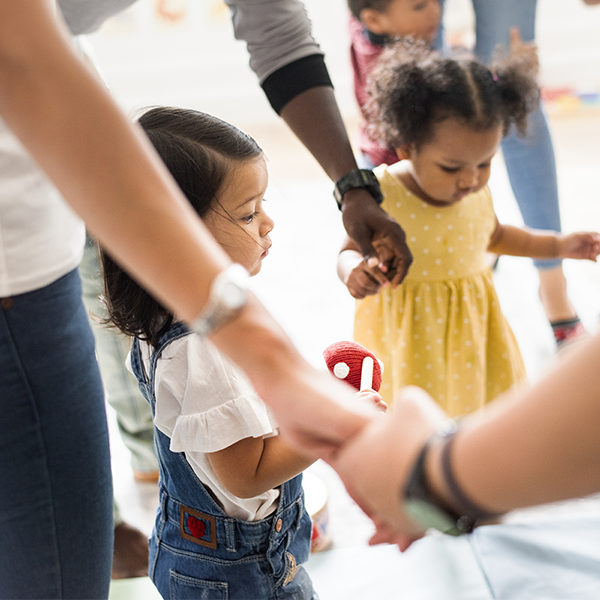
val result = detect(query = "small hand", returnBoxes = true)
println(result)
[355,388,387,412]
[343,256,388,299]
[341,188,412,286]
[558,232,600,261]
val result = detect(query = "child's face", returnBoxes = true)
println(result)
[362,0,441,43]
[399,118,503,206]
[204,156,273,276]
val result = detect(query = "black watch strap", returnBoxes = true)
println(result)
[333,169,384,209]
[402,421,502,536]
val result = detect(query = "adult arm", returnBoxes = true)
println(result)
[226,0,412,281]
[331,331,600,547]
[0,0,373,453]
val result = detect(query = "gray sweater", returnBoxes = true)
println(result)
[58,0,332,112]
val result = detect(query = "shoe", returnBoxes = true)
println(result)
[551,317,586,348]
[112,521,149,579]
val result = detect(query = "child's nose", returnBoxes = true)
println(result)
[261,212,274,236]
[459,169,478,189]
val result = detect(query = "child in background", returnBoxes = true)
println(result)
[101,107,321,599]
[337,41,600,416]
[348,0,442,169]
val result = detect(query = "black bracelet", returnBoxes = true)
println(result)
[440,431,503,522]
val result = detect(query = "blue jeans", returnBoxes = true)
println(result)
[0,269,113,599]
[440,0,562,269]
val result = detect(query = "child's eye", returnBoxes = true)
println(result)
[478,162,492,169]
[440,165,460,173]
[242,211,259,224]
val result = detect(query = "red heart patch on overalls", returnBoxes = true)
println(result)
[188,515,206,539]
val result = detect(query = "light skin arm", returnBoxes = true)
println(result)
[208,388,386,499]
[488,219,600,261]
[330,331,600,549]
[208,435,315,499]
[279,86,412,283]
[0,0,375,455]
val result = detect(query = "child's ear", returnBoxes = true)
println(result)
[360,9,389,36]
[396,145,411,161]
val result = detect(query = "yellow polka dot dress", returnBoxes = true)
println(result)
[354,166,526,417]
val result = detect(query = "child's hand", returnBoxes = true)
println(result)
[509,27,539,76]
[344,260,387,299]
[558,232,600,261]
[356,389,387,413]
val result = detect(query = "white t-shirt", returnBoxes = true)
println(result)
[137,333,281,521]
[0,117,85,296]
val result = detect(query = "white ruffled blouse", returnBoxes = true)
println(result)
[136,333,280,521]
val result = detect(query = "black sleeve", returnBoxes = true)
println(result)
[261,54,333,115]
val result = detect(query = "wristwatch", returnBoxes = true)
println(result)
[333,169,384,209]
[402,421,477,536]
[190,263,250,337]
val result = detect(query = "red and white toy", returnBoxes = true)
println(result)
[323,340,383,392]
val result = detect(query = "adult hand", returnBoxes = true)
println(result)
[328,386,447,550]
[341,188,412,285]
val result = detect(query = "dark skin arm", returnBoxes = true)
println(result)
[279,85,412,284]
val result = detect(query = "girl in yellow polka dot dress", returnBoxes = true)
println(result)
[338,40,600,417]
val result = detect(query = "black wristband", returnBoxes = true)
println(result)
[440,431,502,522]
[333,169,384,210]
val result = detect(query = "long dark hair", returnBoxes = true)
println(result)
[366,39,540,149]
[100,106,262,347]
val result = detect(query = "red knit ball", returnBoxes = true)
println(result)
[323,340,382,392]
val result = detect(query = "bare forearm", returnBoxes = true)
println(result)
[279,86,358,182]
[428,332,600,515]
[246,438,316,499]
[0,1,230,322]
[489,224,558,259]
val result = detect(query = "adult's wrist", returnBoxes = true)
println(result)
[333,169,383,210]
[402,422,504,535]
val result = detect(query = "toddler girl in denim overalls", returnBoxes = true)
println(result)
[101,106,318,599]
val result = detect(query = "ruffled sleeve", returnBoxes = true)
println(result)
[153,334,278,454]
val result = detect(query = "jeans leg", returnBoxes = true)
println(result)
[79,236,157,473]
[0,270,113,599]
[471,0,561,269]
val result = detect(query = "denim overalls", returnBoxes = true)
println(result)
[130,323,316,599]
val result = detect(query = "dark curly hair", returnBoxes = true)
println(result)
[100,106,262,347]
[366,39,540,150]
[347,0,394,20]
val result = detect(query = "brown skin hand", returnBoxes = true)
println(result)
[279,86,412,283]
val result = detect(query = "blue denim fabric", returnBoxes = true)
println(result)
[130,323,316,600]
[440,0,562,269]
[0,269,113,599]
